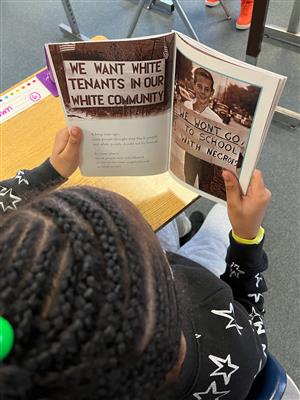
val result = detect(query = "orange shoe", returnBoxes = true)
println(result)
[205,0,220,7]
[236,0,254,30]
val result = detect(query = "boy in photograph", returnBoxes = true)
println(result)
[183,68,223,194]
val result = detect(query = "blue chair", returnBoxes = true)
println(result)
[246,353,300,400]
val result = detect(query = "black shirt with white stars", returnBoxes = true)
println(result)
[168,235,268,400]
[1,161,268,400]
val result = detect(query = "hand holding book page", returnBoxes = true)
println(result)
[223,169,271,239]
[46,32,286,204]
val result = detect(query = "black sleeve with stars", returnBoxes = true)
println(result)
[169,235,270,400]
[220,232,268,366]
[170,247,270,400]
[221,232,268,315]
[0,159,67,214]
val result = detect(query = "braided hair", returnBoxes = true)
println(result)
[0,186,181,400]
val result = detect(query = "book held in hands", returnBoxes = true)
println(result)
[46,32,286,203]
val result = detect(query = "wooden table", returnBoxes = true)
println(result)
[1,71,198,231]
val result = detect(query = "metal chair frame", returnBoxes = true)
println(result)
[127,0,231,41]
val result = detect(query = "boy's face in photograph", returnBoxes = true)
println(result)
[194,76,214,109]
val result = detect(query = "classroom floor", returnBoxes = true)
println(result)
[1,0,299,386]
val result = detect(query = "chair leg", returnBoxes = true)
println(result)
[147,0,156,9]
[127,0,149,37]
[173,0,199,40]
[219,0,232,20]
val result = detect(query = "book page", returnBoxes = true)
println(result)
[174,31,286,162]
[46,33,175,176]
[169,33,284,202]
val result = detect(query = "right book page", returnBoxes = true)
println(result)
[169,32,286,204]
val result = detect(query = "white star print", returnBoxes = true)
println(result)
[195,333,202,339]
[0,188,22,212]
[229,262,245,278]
[255,273,263,288]
[248,293,263,303]
[249,307,261,321]
[254,359,263,379]
[253,319,265,335]
[209,354,239,385]
[211,303,243,335]
[262,344,267,358]
[193,381,230,399]
[14,170,29,185]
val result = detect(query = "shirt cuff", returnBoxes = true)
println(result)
[232,226,265,245]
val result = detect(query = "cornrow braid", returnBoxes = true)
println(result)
[51,188,181,397]
[0,186,181,400]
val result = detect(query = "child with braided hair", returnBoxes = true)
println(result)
[0,127,271,399]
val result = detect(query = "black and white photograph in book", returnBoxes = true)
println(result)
[47,35,175,120]
[170,50,262,201]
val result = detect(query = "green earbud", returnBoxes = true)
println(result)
[0,316,14,361]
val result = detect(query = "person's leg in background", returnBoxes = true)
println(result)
[156,211,204,252]
[205,0,220,6]
[177,204,231,277]
[235,0,254,30]
[197,159,214,193]
[205,0,254,30]
[156,219,181,253]
[157,204,231,278]
[175,212,192,237]
[184,152,199,186]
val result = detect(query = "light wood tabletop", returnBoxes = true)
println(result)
[1,67,199,231]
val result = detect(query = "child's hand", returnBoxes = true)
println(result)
[50,126,82,178]
[222,169,272,240]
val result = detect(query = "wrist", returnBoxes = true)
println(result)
[49,157,67,178]
[232,226,265,245]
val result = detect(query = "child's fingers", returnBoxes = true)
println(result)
[247,170,271,204]
[68,126,82,145]
[248,170,265,193]
[54,128,69,154]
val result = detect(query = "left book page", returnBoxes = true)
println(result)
[46,33,175,176]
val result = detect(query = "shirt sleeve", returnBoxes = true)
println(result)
[221,232,268,314]
[220,232,268,346]
[0,159,67,215]
[220,233,269,377]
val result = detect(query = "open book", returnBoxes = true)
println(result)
[46,32,286,203]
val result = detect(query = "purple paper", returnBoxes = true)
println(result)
[36,69,59,97]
